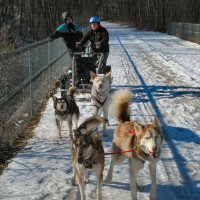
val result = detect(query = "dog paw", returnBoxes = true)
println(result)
[84,178,90,184]
[104,176,112,183]
[58,135,63,139]
[71,177,76,186]
[58,131,62,138]
[137,184,141,192]
[149,193,156,200]
[149,197,155,200]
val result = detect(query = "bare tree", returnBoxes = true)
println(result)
[1,0,200,52]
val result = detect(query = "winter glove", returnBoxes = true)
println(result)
[95,42,101,49]
[76,42,81,48]
[75,42,83,52]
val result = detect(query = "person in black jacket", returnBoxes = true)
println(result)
[77,16,109,73]
[50,12,83,58]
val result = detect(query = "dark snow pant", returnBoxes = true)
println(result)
[97,52,109,74]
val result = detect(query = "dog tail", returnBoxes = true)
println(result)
[67,87,79,99]
[110,89,133,123]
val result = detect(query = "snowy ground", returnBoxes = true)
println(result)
[0,22,200,200]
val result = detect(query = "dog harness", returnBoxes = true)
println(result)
[91,95,108,109]
[129,129,136,135]
[55,110,68,116]
[91,88,109,110]
[104,129,137,155]
[76,135,104,169]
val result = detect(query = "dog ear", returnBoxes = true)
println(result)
[153,117,164,141]
[90,71,97,80]
[72,129,77,141]
[52,96,57,102]
[134,121,143,136]
[106,70,112,79]
[149,116,160,129]
[52,96,57,108]
[153,116,159,126]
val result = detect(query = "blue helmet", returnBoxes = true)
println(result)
[89,16,100,23]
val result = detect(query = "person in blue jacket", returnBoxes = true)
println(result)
[50,12,83,57]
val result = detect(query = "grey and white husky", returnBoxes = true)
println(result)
[71,116,108,200]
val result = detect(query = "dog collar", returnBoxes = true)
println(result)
[55,110,68,115]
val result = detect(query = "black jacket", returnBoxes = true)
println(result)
[80,25,109,53]
[50,23,83,51]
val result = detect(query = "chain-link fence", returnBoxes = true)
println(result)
[168,22,200,45]
[0,25,90,151]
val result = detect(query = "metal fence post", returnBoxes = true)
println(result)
[72,56,75,87]
[0,120,3,150]
[28,48,33,117]
[168,22,171,35]
[197,24,199,44]
[0,120,3,138]
[48,40,51,91]
[168,22,200,45]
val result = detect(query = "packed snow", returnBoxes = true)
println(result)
[0,22,200,200]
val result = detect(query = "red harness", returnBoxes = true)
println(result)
[104,129,136,155]
[129,129,136,135]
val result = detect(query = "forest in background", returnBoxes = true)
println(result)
[102,0,200,31]
[0,0,200,52]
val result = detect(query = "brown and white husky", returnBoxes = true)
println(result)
[105,89,163,200]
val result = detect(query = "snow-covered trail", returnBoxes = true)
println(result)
[0,22,200,200]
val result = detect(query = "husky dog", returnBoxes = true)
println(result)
[52,87,79,138]
[105,89,163,200]
[90,71,112,137]
[71,116,108,200]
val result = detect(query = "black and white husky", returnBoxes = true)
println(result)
[52,87,79,138]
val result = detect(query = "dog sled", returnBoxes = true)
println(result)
[60,49,111,96]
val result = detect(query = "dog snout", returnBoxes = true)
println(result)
[152,146,158,152]
[78,156,83,164]
[99,84,102,89]
[150,146,158,159]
